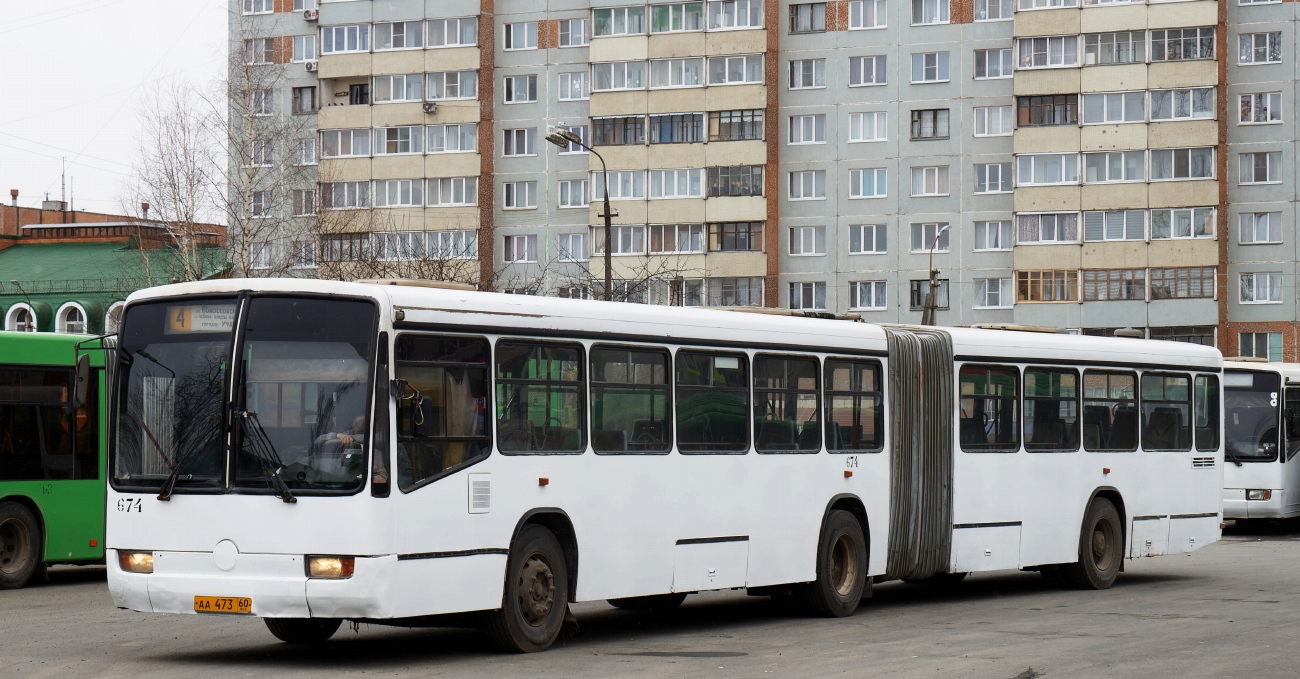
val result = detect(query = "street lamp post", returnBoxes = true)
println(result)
[920,224,951,326]
[545,125,614,301]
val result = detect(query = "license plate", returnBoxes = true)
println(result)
[193,596,252,614]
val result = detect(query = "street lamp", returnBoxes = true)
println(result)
[546,124,615,301]
[920,223,951,326]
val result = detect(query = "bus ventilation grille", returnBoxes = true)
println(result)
[469,473,491,513]
[1191,457,1216,469]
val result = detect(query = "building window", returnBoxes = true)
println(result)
[909,280,950,310]
[250,89,272,116]
[975,49,1013,79]
[5,305,35,332]
[849,224,887,254]
[56,304,87,333]
[707,165,764,197]
[429,17,478,47]
[910,222,949,252]
[1083,32,1144,65]
[428,71,477,100]
[651,58,705,89]
[1017,36,1078,68]
[320,25,369,54]
[976,0,1012,20]
[1083,151,1144,183]
[375,126,424,155]
[292,138,316,165]
[292,35,317,62]
[1017,95,1078,127]
[708,222,764,251]
[709,109,764,141]
[503,182,538,209]
[707,0,764,30]
[974,106,1013,136]
[503,22,538,50]
[1151,207,1214,239]
[375,21,424,50]
[911,52,950,82]
[790,3,827,33]
[708,54,764,84]
[503,74,539,102]
[1150,88,1213,121]
[373,179,424,207]
[558,233,587,261]
[651,3,705,32]
[975,278,1013,309]
[1240,151,1282,184]
[1151,28,1215,61]
[1150,148,1214,180]
[649,114,705,144]
[592,116,646,146]
[1020,0,1078,8]
[373,74,422,103]
[1240,92,1282,124]
[321,234,370,262]
[910,166,949,196]
[291,240,317,269]
[649,169,704,199]
[1241,273,1283,304]
[1017,270,1077,302]
[848,55,887,86]
[558,18,588,46]
[293,0,317,8]
[593,6,648,36]
[975,163,1012,194]
[558,179,589,208]
[428,230,478,259]
[244,38,273,65]
[291,86,317,114]
[650,224,705,253]
[1148,326,1215,346]
[707,277,764,307]
[430,177,478,206]
[849,168,888,199]
[504,235,538,263]
[592,61,647,91]
[373,232,432,261]
[851,281,888,310]
[592,225,647,255]
[912,0,949,24]
[559,72,590,101]
[1017,213,1079,244]
[243,0,273,14]
[790,282,827,310]
[789,225,827,255]
[1240,212,1282,244]
[292,189,316,216]
[1241,333,1284,361]
[1082,92,1145,124]
[502,128,537,157]
[910,109,949,139]
[1017,154,1079,185]
[789,59,826,89]
[248,140,273,166]
[1083,210,1145,241]
[789,170,826,200]
[1082,269,1145,302]
[249,242,272,270]
[849,112,888,142]
[849,0,887,28]
[789,114,826,144]
[593,171,646,200]
[1150,267,1214,299]
[427,123,478,153]
[556,125,589,154]
[974,221,1013,251]
[323,181,369,209]
[1240,32,1283,65]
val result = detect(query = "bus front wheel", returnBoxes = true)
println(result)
[0,502,41,590]
[484,524,569,652]
[1061,497,1122,590]
[797,509,867,617]
[264,618,342,644]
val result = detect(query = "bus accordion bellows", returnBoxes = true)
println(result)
[1222,361,1300,521]
[105,279,1224,650]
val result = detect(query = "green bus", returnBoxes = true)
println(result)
[0,331,108,589]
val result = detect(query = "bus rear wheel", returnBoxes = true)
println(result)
[264,618,342,644]
[607,592,688,611]
[0,502,41,590]
[484,524,569,653]
[796,510,867,617]
[1061,497,1122,590]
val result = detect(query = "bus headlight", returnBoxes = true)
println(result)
[307,556,355,579]
[118,551,154,573]
[1247,489,1273,501]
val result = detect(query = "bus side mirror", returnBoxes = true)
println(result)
[73,353,90,410]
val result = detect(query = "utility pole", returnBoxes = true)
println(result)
[546,125,615,301]
[920,224,951,326]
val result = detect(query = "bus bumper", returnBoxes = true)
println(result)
[1223,488,1288,519]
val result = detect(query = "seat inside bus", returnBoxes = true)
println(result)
[1143,407,1184,449]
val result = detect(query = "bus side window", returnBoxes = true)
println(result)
[1285,387,1300,460]
[1141,373,1192,452]
[590,346,671,454]
[676,350,749,454]
[0,368,80,481]
[1082,371,1137,452]
[753,354,820,453]
[1194,375,1220,453]
[824,359,883,453]
[393,334,491,491]
[495,340,586,454]
[958,365,1019,452]
[1024,368,1079,452]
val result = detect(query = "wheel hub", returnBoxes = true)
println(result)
[830,534,859,597]
[1091,521,1115,571]
[0,517,31,575]
[518,555,556,626]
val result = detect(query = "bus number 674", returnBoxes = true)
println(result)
[117,498,142,513]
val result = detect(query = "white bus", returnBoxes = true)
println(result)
[106,279,1223,651]
[1222,360,1300,521]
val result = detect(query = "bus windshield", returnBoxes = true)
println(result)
[1224,370,1281,462]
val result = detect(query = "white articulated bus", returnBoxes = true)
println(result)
[1222,360,1300,521]
[106,279,1223,651]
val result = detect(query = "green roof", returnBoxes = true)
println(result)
[0,241,225,296]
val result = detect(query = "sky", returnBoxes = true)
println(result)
[0,1,227,216]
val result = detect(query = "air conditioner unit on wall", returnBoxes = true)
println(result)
[305,61,318,72]
[304,8,319,20]
[422,102,437,114]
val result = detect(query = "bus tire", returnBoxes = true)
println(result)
[0,502,41,590]
[607,592,687,611]
[796,509,867,617]
[263,618,342,644]
[1063,497,1122,590]
[484,524,569,653]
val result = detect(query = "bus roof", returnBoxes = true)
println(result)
[1225,361,1300,382]
[0,330,101,366]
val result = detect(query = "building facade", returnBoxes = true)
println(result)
[230,0,1300,357]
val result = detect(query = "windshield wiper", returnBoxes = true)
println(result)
[237,410,296,504]
[1224,446,1245,467]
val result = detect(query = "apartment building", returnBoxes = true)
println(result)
[230,0,1300,356]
